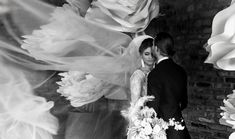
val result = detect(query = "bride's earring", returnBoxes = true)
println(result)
[141,59,145,68]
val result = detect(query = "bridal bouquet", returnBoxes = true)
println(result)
[122,96,184,139]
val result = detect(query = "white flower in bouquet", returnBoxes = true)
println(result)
[174,121,185,131]
[141,119,153,135]
[168,118,185,131]
[160,119,170,130]
[169,118,176,126]
[133,119,141,126]
[152,124,161,134]
[138,130,149,139]
[122,96,154,121]
[174,124,185,131]
[153,118,169,130]
[145,117,153,124]
[152,118,168,139]
[153,130,167,139]
[141,106,156,118]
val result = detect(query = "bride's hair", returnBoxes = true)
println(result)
[138,38,154,54]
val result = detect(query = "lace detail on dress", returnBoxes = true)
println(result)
[130,69,146,103]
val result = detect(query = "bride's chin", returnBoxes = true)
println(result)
[147,62,154,66]
[145,64,154,69]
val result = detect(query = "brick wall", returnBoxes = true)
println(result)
[146,0,235,138]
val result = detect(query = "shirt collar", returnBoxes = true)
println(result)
[157,57,169,64]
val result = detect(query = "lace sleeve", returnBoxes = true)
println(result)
[130,70,145,104]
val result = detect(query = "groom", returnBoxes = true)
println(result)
[147,32,191,139]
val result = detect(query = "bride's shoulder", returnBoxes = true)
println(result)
[131,69,145,79]
[133,69,145,74]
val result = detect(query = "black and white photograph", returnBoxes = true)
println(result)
[0,0,234,139]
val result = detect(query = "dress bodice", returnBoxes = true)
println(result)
[130,69,147,103]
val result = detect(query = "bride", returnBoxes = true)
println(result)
[127,36,155,139]
[130,36,155,104]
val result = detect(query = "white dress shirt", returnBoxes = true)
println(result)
[157,57,169,64]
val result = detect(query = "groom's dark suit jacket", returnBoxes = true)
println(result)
[147,58,190,139]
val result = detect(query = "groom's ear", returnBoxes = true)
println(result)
[151,45,155,51]
[153,46,158,53]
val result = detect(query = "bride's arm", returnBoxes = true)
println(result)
[130,71,143,104]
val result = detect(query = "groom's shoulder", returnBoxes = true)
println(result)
[174,62,187,73]
[148,67,160,77]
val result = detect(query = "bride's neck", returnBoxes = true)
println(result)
[141,64,153,73]
[145,65,152,70]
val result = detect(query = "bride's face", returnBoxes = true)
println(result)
[141,47,154,67]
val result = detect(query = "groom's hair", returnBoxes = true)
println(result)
[154,32,175,56]
[139,38,154,54]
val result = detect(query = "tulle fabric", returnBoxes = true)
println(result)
[0,59,58,139]
[54,35,152,106]
[205,1,235,70]
[7,0,55,35]
[20,4,134,87]
[2,0,159,87]
[65,98,128,139]
[18,3,156,88]
[0,1,59,135]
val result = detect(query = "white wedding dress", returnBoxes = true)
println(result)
[127,69,147,139]
[125,35,153,138]
[130,69,147,103]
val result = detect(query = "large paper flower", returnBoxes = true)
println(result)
[205,1,235,70]
[220,90,235,139]
[230,132,235,139]
[85,0,159,33]
[57,71,111,107]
